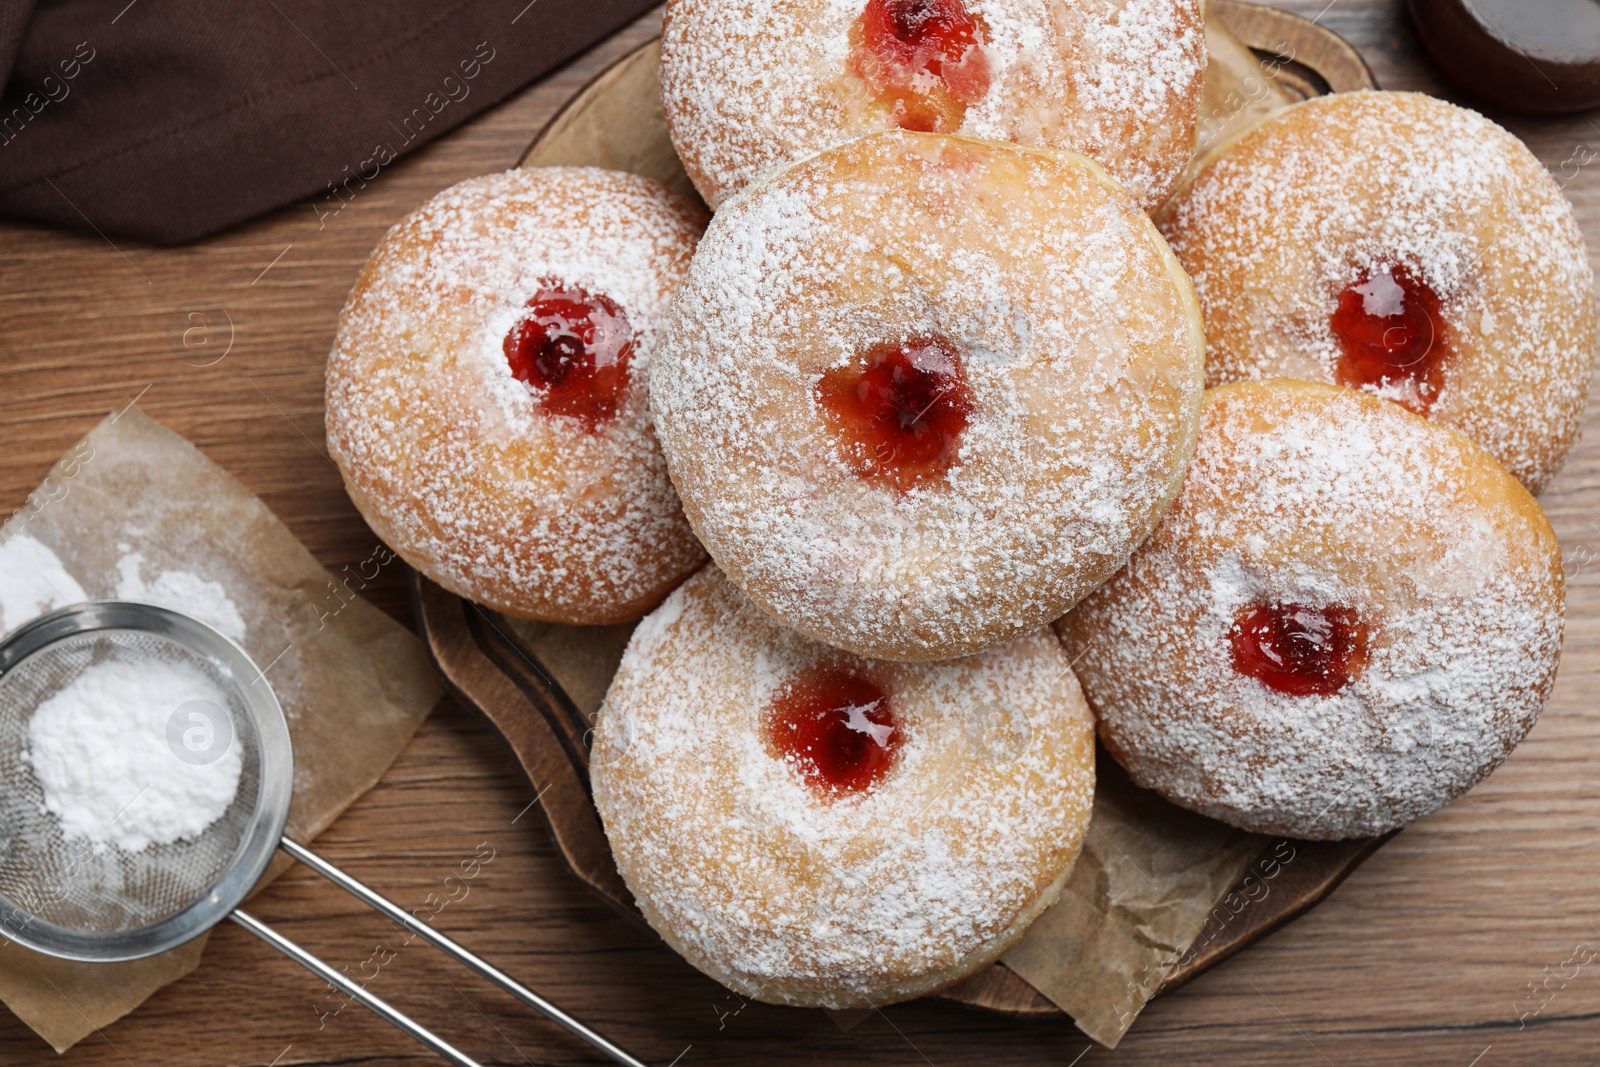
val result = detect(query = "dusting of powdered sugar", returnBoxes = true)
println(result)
[659,0,1204,210]
[0,533,86,633]
[1059,381,1565,840]
[650,132,1204,661]
[590,566,1095,1007]
[325,167,710,621]
[1156,90,1598,493]
[115,549,247,643]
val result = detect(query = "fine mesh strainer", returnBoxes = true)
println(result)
[0,603,645,1067]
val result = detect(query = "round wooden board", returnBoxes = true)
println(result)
[417,2,1384,1024]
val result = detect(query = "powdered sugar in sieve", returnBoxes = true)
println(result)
[0,601,643,1067]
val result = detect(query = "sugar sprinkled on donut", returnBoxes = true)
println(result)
[1156,90,1598,492]
[1060,380,1565,840]
[660,0,1205,211]
[650,131,1206,662]
[325,167,709,623]
[592,565,1095,1008]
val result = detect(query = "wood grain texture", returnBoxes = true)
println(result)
[1,2,1600,1065]
[411,574,639,928]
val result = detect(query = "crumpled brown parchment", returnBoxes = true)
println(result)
[1001,755,1266,1046]
[0,404,442,1052]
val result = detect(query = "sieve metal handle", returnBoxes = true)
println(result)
[230,909,484,1067]
[278,838,650,1067]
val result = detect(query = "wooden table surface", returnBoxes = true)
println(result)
[3,2,1599,1064]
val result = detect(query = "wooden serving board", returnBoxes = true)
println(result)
[5,3,1600,1065]
[414,2,1386,1022]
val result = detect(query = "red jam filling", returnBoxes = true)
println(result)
[503,284,634,431]
[1330,264,1450,416]
[850,0,991,132]
[769,671,900,795]
[815,336,973,491]
[1229,603,1369,697]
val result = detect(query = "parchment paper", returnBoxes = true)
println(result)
[1194,5,1300,161]
[1000,756,1266,1046]
[0,405,442,1052]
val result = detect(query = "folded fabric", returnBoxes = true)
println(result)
[0,0,657,245]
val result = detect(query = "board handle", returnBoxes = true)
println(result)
[410,570,642,925]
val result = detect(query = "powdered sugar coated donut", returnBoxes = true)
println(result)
[591,565,1095,1008]
[651,131,1205,662]
[660,0,1205,211]
[1059,380,1565,840]
[1156,90,1598,493]
[326,167,708,623]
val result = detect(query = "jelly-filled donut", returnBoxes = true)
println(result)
[591,566,1095,1008]
[1156,90,1598,493]
[651,131,1206,662]
[660,0,1205,211]
[326,167,709,623]
[1060,380,1565,840]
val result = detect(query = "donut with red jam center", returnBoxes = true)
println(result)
[659,0,1205,210]
[591,566,1097,1008]
[325,167,709,624]
[1060,380,1564,840]
[650,132,1206,662]
[1156,90,1597,492]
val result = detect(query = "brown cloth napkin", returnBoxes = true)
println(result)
[0,0,657,245]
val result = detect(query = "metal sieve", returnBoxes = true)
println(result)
[0,602,644,1067]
